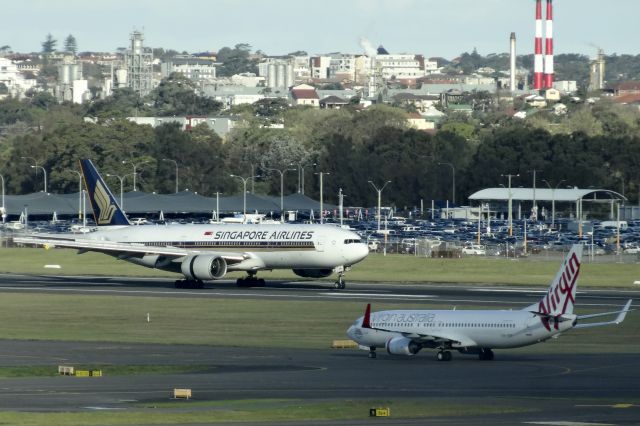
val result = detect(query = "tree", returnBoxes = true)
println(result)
[216,44,257,76]
[41,33,57,54]
[147,73,223,116]
[64,34,78,55]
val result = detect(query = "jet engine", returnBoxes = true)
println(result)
[292,269,333,279]
[180,255,227,280]
[385,336,421,356]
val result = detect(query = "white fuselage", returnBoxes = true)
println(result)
[85,223,369,271]
[347,309,576,350]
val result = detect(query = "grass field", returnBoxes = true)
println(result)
[1,247,639,287]
[0,398,531,425]
[0,292,637,353]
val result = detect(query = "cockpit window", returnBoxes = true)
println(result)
[344,239,362,244]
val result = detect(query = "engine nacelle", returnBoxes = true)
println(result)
[292,268,333,279]
[385,336,421,356]
[181,255,227,280]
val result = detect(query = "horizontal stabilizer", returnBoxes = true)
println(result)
[574,299,633,329]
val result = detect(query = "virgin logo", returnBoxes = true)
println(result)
[538,252,580,330]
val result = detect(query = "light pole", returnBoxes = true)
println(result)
[230,174,259,223]
[501,174,519,236]
[123,160,149,191]
[291,162,316,195]
[265,167,295,223]
[542,179,565,229]
[0,173,5,223]
[21,157,46,193]
[106,173,132,209]
[315,172,330,224]
[162,158,179,193]
[528,169,539,221]
[368,180,391,231]
[438,162,455,205]
[213,191,222,222]
[30,165,47,193]
[68,170,82,220]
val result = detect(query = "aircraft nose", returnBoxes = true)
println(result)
[346,325,356,340]
[348,243,369,264]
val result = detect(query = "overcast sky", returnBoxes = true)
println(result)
[4,0,638,59]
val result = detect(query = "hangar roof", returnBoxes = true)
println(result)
[469,188,626,202]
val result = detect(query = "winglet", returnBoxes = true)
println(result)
[614,299,633,324]
[362,303,372,328]
[79,159,130,226]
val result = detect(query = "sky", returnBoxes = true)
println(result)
[3,0,639,59]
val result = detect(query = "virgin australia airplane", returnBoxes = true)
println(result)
[347,244,632,361]
[14,159,369,289]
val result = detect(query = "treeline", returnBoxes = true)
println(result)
[1,91,639,208]
[449,50,640,89]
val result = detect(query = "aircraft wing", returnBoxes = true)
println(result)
[405,331,478,348]
[13,235,248,264]
[373,328,476,348]
[574,299,633,329]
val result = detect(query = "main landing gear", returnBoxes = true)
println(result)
[236,273,266,287]
[175,279,204,289]
[368,347,377,359]
[478,348,494,361]
[437,350,452,361]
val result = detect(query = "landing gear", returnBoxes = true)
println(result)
[174,279,204,289]
[334,274,346,290]
[437,350,452,361]
[236,273,266,287]
[478,348,494,361]
[368,347,377,359]
[334,267,347,289]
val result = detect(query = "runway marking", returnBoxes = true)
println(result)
[524,422,614,426]
[319,292,437,299]
[84,406,126,410]
[575,403,636,408]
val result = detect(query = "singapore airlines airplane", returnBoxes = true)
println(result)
[347,245,632,361]
[14,159,369,289]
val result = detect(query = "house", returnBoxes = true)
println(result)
[406,113,435,131]
[543,88,561,101]
[290,84,319,107]
[607,81,640,96]
[319,95,349,109]
[524,94,547,108]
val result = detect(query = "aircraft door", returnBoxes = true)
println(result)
[315,236,326,252]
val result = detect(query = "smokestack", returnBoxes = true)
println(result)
[533,0,544,90]
[544,0,554,88]
[510,32,516,92]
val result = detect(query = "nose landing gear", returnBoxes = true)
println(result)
[334,266,348,289]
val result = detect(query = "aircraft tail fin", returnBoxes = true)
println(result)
[79,159,130,226]
[525,244,583,318]
[362,303,372,328]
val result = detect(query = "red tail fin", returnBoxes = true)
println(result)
[362,303,372,328]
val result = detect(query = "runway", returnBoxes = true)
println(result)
[0,274,638,424]
[0,273,637,308]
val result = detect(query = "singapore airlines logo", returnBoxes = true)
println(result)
[95,181,116,225]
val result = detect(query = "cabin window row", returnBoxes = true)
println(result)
[373,323,516,328]
[143,241,315,247]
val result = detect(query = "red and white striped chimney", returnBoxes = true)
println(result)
[533,0,544,90]
[544,0,554,88]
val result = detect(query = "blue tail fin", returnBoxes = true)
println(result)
[79,159,131,226]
